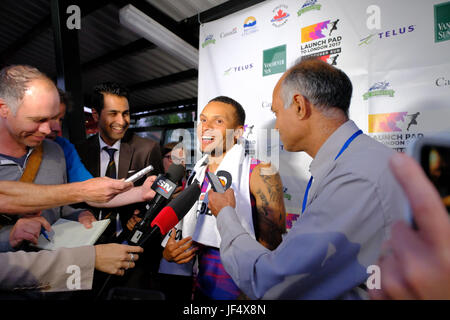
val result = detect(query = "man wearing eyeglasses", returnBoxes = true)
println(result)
[161,142,186,173]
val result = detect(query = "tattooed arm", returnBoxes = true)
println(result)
[249,162,286,250]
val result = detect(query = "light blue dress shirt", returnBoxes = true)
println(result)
[216,120,408,299]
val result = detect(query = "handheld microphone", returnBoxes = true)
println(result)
[144,163,185,218]
[120,163,185,244]
[206,171,225,193]
[96,180,200,300]
[130,180,201,246]
[125,164,185,243]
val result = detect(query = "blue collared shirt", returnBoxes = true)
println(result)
[216,120,408,299]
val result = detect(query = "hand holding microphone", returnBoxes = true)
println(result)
[131,180,201,247]
[96,180,200,298]
[208,188,236,217]
[206,171,235,217]
[163,227,198,264]
[161,171,227,263]
[122,163,185,239]
[141,163,185,219]
[139,175,157,201]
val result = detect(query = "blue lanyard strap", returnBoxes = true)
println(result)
[301,129,363,214]
[334,130,363,160]
[301,176,314,214]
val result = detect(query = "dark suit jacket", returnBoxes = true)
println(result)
[75,131,164,229]
[75,131,165,279]
[75,131,164,183]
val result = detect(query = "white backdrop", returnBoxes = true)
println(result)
[197,0,450,229]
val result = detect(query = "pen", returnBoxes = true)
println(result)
[41,227,51,242]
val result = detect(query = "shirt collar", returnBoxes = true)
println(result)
[0,147,34,167]
[98,134,121,153]
[309,120,359,177]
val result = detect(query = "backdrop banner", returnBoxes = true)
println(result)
[197,0,450,229]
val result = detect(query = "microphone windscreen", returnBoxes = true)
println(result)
[169,182,201,220]
[151,206,178,235]
[150,182,201,233]
[166,163,185,183]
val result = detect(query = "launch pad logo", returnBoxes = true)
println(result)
[301,19,339,43]
[301,19,342,64]
[369,112,421,133]
[363,81,395,100]
[304,50,340,65]
[322,53,339,65]
[369,112,423,152]
[297,0,322,16]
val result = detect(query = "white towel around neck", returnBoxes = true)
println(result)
[162,143,255,248]
[158,143,257,276]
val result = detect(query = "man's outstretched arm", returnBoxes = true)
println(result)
[87,176,157,208]
[0,178,133,214]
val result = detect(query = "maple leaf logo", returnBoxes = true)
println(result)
[274,9,287,20]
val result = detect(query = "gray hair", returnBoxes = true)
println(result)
[0,65,50,114]
[281,58,352,118]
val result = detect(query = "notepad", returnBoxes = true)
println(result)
[35,218,110,250]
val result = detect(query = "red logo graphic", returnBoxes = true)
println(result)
[273,9,288,21]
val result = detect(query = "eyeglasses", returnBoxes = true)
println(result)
[164,155,184,163]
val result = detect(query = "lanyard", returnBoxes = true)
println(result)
[301,129,363,214]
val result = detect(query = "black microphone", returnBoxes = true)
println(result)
[131,180,201,247]
[206,171,226,193]
[96,180,200,300]
[143,163,185,219]
[124,164,185,244]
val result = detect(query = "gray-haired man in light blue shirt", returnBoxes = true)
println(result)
[208,58,407,299]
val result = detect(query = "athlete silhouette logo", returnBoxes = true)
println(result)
[244,124,254,139]
[406,112,420,131]
[329,19,339,36]
[329,54,339,66]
